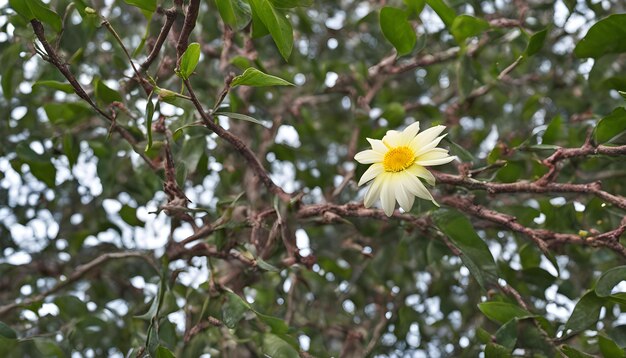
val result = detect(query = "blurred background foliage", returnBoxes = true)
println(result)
[1,0,626,357]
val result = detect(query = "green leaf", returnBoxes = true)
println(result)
[575,14,626,59]
[62,133,80,169]
[32,80,75,93]
[256,258,280,272]
[176,43,201,80]
[424,0,456,28]
[221,291,251,328]
[596,266,626,297]
[123,0,157,13]
[54,295,88,319]
[542,115,562,144]
[251,6,270,38]
[155,345,176,358]
[215,111,266,126]
[525,28,548,56]
[564,290,604,335]
[256,312,289,334]
[443,137,475,162]
[34,338,64,358]
[495,319,517,350]
[262,333,299,358]
[433,209,498,289]
[9,0,34,19]
[248,0,293,60]
[595,107,626,144]
[599,335,626,358]
[560,345,595,358]
[231,67,294,87]
[380,7,416,56]
[0,322,17,340]
[450,15,489,43]
[403,0,426,17]
[478,302,532,324]
[15,0,63,32]
[94,78,123,104]
[269,0,312,8]
[485,343,512,358]
[120,204,145,227]
[28,161,57,188]
[215,0,251,30]
[144,94,155,152]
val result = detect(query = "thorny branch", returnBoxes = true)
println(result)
[0,252,152,317]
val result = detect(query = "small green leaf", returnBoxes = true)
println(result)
[560,345,595,358]
[15,0,63,32]
[62,133,80,169]
[450,14,489,43]
[525,28,548,56]
[123,0,157,13]
[380,7,416,56]
[596,266,626,297]
[231,67,294,87]
[433,209,498,289]
[9,0,34,19]
[32,80,75,93]
[269,0,312,8]
[34,338,64,358]
[262,333,299,358]
[256,258,280,272]
[542,115,562,144]
[0,322,17,340]
[485,343,512,358]
[144,94,155,152]
[215,111,266,126]
[564,291,604,335]
[595,107,626,144]
[256,312,289,333]
[599,335,626,358]
[443,137,475,162]
[248,0,293,60]
[95,78,123,104]
[176,43,201,80]
[155,345,176,358]
[575,14,626,59]
[403,0,426,17]
[478,302,532,324]
[221,291,251,328]
[424,0,456,28]
[215,0,252,30]
[120,204,145,227]
[495,319,518,350]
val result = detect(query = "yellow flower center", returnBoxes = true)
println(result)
[383,146,415,172]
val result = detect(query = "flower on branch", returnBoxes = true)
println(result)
[354,122,457,216]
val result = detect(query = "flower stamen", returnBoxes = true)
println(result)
[383,146,415,172]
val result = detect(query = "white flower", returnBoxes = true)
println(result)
[354,122,457,216]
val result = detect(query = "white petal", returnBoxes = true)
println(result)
[395,178,414,212]
[382,130,403,146]
[415,149,457,166]
[367,138,388,153]
[404,173,434,202]
[413,134,447,157]
[354,149,384,164]
[402,122,421,138]
[358,163,384,186]
[364,175,384,208]
[407,164,436,186]
[410,125,446,152]
[379,174,396,216]
[406,193,415,212]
